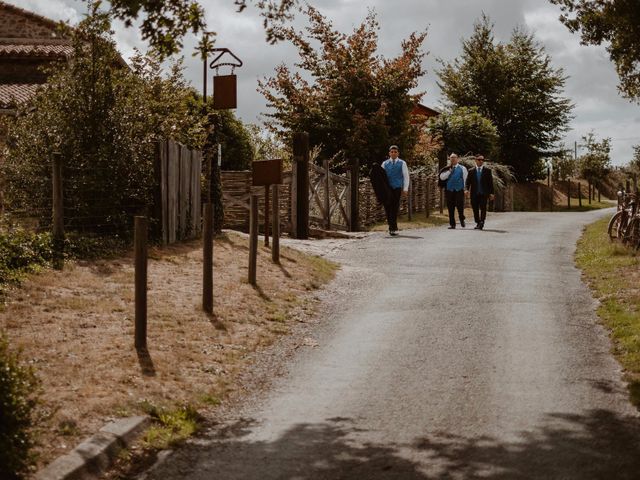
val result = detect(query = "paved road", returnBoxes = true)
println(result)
[147,210,640,479]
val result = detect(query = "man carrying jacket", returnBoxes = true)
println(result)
[439,153,467,229]
[382,145,410,236]
[465,154,495,230]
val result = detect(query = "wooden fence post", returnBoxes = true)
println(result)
[549,180,553,212]
[588,181,592,204]
[407,182,413,221]
[202,202,213,314]
[425,177,431,219]
[272,185,280,264]
[510,185,515,212]
[567,181,571,209]
[537,184,542,212]
[134,216,148,350]
[292,132,309,239]
[324,159,331,230]
[249,194,259,286]
[52,152,64,270]
[349,159,360,231]
[264,186,270,247]
[578,183,582,207]
[598,186,601,203]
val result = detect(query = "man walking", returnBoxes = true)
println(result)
[466,154,494,230]
[382,145,409,236]
[439,153,467,229]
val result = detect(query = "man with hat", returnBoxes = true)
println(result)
[465,154,495,230]
[382,145,409,236]
[439,153,468,229]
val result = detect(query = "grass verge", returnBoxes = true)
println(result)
[368,212,450,232]
[557,198,615,212]
[575,217,640,407]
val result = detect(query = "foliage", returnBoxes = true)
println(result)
[2,12,204,236]
[0,229,52,294]
[258,6,427,172]
[0,334,39,479]
[106,0,297,58]
[426,107,499,159]
[551,0,640,101]
[204,110,255,171]
[247,124,291,166]
[578,132,612,184]
[629,145,640,173]
[438,15,573,181]
[552,148,576,181]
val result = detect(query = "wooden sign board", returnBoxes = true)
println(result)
[252,159,283,186]
[213,74,237,110]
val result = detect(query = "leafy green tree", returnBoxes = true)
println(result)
[629,144,640,173]
[552,148,576,181]
[106,0,297,58]
[426,107,499,160]
[2,12,203,235]
[551,0,640,101]
[258,6,427,172]
[578,132,612,185]
[438,15,573,181]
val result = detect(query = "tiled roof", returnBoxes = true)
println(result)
[0,42,72,57]
[0,1,61,30]
[0,83,41,108]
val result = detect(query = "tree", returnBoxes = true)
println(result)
[426,107,499,160]
[105,0,297,58]
[578,132,612,185]
[258,6,427,172]
[630,144,640,173]
[2,12,204,235]
[438,15,573,181]
[551,0,640,101]
[552,148,576,181]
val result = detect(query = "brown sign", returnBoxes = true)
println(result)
[213,74,237,110]
[252,159,283,186]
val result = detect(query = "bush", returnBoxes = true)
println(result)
[0,334,39,479]
[0,230,53,293]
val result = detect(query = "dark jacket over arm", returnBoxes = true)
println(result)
[369,163,392,206]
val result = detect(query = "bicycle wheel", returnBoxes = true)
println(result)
[608,211,623,241]
[626,217,640,248]
[618,211,631,243]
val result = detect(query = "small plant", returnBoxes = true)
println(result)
[139,401,201,450]
[0,334,39,479]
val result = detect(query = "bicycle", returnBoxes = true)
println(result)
[608,191,636,242]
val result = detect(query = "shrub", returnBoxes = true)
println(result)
[0,230,53,293]
[0,334,39,479]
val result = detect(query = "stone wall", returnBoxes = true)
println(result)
[0,5,58,39]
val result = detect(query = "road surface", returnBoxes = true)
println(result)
[146,210,640,479]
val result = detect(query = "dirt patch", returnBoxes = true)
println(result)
[0,232,337,472]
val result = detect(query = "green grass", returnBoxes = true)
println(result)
[576,217,640,407]
[368,212,450,232]
[139,401,202,450]
[557,198,616,212]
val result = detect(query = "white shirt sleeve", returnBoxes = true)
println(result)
[402,161,410,192]
[462,165,468,185]
[439,169,451,181]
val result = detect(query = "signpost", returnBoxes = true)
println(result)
[252,159,284,248]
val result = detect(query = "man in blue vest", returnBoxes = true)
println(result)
[439,153,468,229]
[382,145,410,236]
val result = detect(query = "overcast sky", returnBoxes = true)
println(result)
[20,0,640,166]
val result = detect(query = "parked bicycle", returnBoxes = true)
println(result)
[608,191,637,242]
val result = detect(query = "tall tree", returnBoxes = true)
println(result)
[258,6,427,172]
[438,16,573,181]
[551,0,640,101]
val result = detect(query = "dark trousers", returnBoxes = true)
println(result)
[445,189,465,227]
[384,188,402,231]
[471,193,488,224]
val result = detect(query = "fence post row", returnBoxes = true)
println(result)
[52,152,65,270]
[537,184,542,212]
[134,216,148,350]
[324,159,331,231]
[578,183,583,207]
[567,181,571,209]
[425,176,431,219]
[349,159,360,232]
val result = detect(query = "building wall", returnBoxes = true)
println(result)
[0,7,57,39]
[0,58,56,83]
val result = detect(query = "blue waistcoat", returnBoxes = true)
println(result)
[476,168,483,195]
[384,159,405,190]
[447,165,464,191]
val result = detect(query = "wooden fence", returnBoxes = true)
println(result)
[154,139,203,244]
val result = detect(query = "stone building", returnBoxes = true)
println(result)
[0,1,72,115]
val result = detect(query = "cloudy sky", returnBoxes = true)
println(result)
[20,0,640,166]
